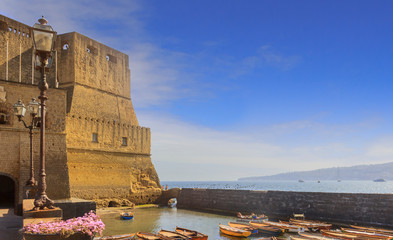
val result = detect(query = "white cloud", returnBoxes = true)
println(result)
[0,0,142,36]
[139,111,386,181]
[126,43,197,108]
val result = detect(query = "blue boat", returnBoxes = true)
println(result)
[120,212,134,220]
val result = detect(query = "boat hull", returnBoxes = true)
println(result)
[219,225,251,237]
[248,222,283,236]
[94,233,135,240]
[136,232,168,240]
[159,230,189,240]
[175,227,208,240]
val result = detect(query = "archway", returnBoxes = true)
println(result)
[0,175,15,208]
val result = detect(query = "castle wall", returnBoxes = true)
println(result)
[0,80,70,208]
[0,15,58,88]
[177,188,393,227]
[0,14,160,206]
[58,32,159,203]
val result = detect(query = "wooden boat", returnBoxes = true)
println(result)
[341,228,393,239]
[290,237,314,240]
[219,224,252,237]
[120,212,134,220]
[94,233,135,240]
[237,212,268,221]
[298,232,338,240]
[248,222,284,236]
[263,220,306,233]
[175,227,208,240]
[350,225,393,235]
[158,230,189,240]
[321,230,374,240]
[136,232,171,240]
[289,219,332,231]
[228,222,258,234]
[237,218,266,223]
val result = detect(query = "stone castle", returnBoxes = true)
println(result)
[0,14,161,210]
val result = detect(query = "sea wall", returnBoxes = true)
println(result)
[177,188,393,227]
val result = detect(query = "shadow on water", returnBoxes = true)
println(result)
[99,207,278,240]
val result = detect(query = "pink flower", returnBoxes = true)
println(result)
[23,211,105,237]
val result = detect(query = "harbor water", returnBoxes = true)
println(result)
[99,207,281,240]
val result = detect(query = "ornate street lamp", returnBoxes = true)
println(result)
[32,16,57,210]
[13,98,41,187]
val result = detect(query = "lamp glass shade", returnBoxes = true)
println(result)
[37,105,46,119]
[27,98,40,116]
[32,23,55,53]
[34,51,54,68]
[13,99,26,118]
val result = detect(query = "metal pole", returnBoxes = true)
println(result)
[34,55,54,210]
[26,123,36,186]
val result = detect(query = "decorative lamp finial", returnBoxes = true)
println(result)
[38,16,48,25]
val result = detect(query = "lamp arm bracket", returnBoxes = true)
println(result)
[18,118,29,129]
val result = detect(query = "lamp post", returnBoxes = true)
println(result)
[31,16,56,210]
[13,98,41,187]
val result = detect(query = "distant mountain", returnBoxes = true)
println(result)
[238,162,393,181]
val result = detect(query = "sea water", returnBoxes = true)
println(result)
[161,180,393,193]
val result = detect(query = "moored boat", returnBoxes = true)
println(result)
[228,222,258,234]
[263,221,306,233]
[137,232,172,240]
[248,222,284,236]
[341,227,393,239]
[298,232,338,240]
[219,224,252,237]
[289,219,332,231]
[237,212,268,222]
[120,212,134,220]
[159,230,189,240]
[290,237,313,240]
[94,233,135,240]
[349,225,393,235]
[175,227,208,240]
[321,230,372,239]
[373,178,386,182]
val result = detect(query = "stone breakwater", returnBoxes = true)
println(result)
[176,188,393,227]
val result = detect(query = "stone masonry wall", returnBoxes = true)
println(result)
[67,150,160,204]
[177,188,393,227]
[56,32,131,99]
[0,80,70,207]
[0,14,58,88]
[58,32,159,203]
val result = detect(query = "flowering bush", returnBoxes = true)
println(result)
[23,211,105,237]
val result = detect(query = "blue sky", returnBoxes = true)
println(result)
[2,0,393,180]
